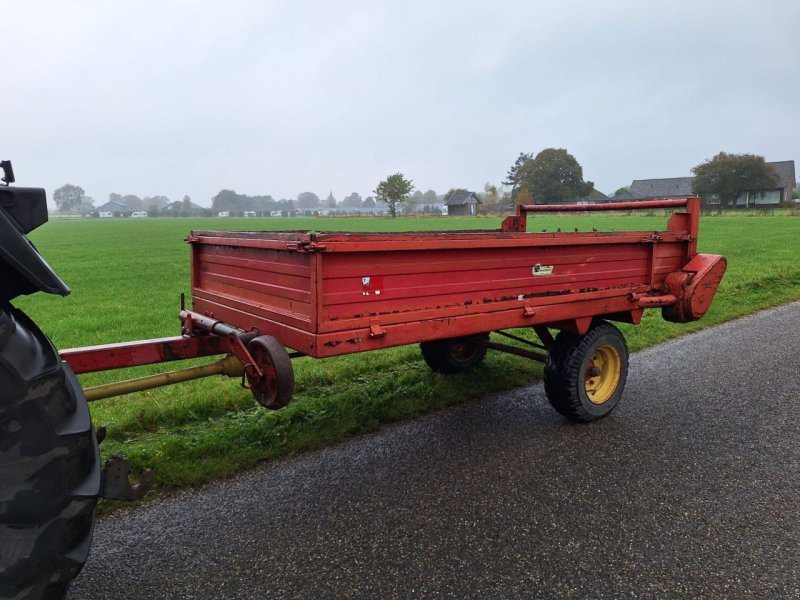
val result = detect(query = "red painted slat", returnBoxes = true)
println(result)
[321,245,651,278]
[321,263,649,307]
[201,266,310,302]
[198,248,311,278]
[316,287,636,335]
[320,275,646,324]
[308,234,680,253]
[192,290,312,330]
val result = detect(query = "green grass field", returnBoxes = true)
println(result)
[16,213,800,502]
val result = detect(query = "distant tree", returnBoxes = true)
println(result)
[363,196,376,208]
[401,190,422,215]
[503,152,533,199]
[793,184,799,200]
[614,186,629,196]
[182,195,192,215]
[210,190,275,214]
[482,183,499,210]
[374,173,414,218]
[109,192,123,205]
[248,195,276,212]
[324,192,337,209]
[511,148,593,203]
[212,189,241,213]
[143,195,171,211]
[421,190,438,207]
[692,152,779,208]
[342,192,363,208]
[121,194,143,210]
[53,184,85,212]
[516,189,534,206]
[296,192,320,209]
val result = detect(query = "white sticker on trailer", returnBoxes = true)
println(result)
[532,264,554,276]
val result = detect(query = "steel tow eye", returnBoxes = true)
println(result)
[100,454,153,501]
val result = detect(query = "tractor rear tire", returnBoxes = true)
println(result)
[543,321,628,423]
[0,305,101,600]
[420,334,489,374]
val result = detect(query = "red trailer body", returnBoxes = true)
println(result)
[187,198,720,358]
[62,197,725,421]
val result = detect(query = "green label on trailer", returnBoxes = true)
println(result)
[532,264,554,276]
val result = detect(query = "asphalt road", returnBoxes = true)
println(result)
[68,302,800,599]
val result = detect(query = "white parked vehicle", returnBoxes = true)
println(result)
[217,211,230,217]
[131,211,148,218]
[99,212,113,218]
[243,211,257,218]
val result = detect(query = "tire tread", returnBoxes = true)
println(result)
[0,306,100,599]
[543,321,628,423]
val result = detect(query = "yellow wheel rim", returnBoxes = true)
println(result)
[584,344,622,405]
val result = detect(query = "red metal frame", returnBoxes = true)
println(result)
[62,335,232,374]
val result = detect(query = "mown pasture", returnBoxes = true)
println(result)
[17,213,800,495]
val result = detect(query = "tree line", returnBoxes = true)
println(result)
[53,148,795,216]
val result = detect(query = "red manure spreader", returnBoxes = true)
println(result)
[0,160,725,598]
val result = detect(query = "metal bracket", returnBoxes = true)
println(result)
[286,241,327,253]
[368,322,386,338]
[100,455,153,501]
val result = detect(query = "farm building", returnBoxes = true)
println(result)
[165,200,206,215]
[612,160,796,207]
[445,191,481,216]
[547,188,610,205]
[728,160,796,207]
[626,177,694,200]
[96,200,132,216]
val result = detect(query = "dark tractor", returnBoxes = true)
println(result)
[0,161,101,599]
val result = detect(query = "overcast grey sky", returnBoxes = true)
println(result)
[4,0,798,207]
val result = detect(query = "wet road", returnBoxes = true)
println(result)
[69,302,800,599]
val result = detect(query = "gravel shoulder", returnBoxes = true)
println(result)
[69,302,800,599]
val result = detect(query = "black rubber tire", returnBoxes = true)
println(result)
[543,321,629,423]
[0,305,101,600]
[419,334,489,374]
[247,335,295,410]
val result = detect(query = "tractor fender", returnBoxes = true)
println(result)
[0,207,70,301]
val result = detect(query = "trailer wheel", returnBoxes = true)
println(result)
[419,334,489,374]
[543,321,628,423]
[247,335,294,410]
[0,305,101,600]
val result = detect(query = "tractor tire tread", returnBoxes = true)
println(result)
[0,305,100,600]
